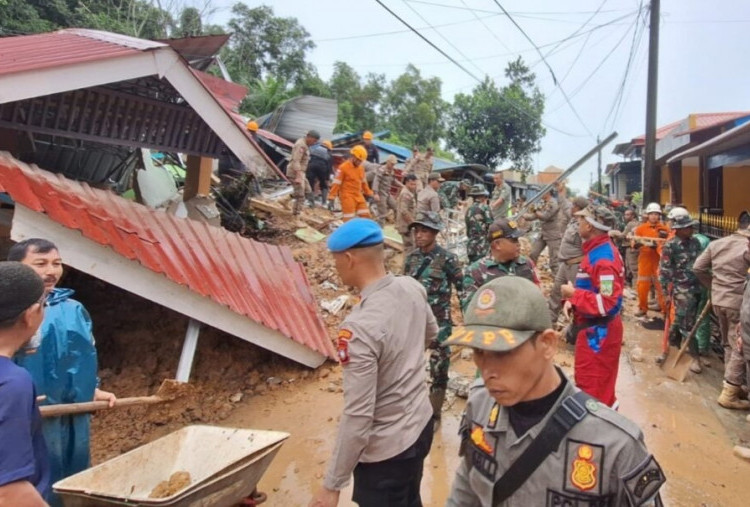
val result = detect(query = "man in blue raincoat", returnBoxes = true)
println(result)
[8,238,115,505]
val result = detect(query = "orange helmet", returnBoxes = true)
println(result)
[362,131,373,140]
[246,120,259,132]
[322,140,333,150]
[350,145,368,161]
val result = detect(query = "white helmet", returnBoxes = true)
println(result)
[667,206,689,220]
[645,202,662,214]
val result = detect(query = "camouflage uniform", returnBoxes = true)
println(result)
[659,234,704,354]
[371,164,399,224]
[403,245,463,392]
[465,201,493,263]
[438,181,461,210]
[461,256,538,312]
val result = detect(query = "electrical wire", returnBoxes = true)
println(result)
[458,0,511,52]
[406,1,628,22]
[372,0,588,137]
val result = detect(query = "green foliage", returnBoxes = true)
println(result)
[327,62,384,133]
[223,3,315,88]
[177,7,202,37]
[381,64,446,147]
[241,75,294,118]
[447,58,545,172]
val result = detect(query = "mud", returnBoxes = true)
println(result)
[69,216,748,506]
[149,471,191,498]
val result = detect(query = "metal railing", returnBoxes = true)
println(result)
[697,211,738,239]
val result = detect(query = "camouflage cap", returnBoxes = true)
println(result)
[574,205,615,231]
[409,211,444,232]
[488,219,522,241]
[468,184,489,197]
[445,277,552,352]
[670,214,698,230]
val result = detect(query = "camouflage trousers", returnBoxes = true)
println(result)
[695,288,710,353]
[429,323,452,392]
[668,290,699,355]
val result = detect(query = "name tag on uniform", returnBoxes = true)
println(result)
[469,423,497,480]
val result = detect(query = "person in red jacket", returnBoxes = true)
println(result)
[562,206,625,408]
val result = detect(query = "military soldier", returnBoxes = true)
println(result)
[395,174,419,252]
[371,155,402,225]
[658,214,704,373]
[439,178,471,210]
[403,212,463,426]
[445,276,665,506]
[524,191,562,273]
[417,172,444,214]
[311,219,436,507]
[288,130,319,216]
[489,172,512,220]
[561,206,625,408]
[548,197,589,325]
[461,219,539,312]
[465,185,493,264]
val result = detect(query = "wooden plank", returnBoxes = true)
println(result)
[250,198,293,217]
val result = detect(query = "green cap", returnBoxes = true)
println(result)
[468,184,489,197]
[445,277,552,352]
[409,211,443,232]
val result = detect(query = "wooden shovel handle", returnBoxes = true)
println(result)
[39,395,162,418]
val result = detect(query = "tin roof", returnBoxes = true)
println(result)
[0,29,164,76]
[0,152,336,361]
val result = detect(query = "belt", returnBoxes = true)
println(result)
[565,256,584,265]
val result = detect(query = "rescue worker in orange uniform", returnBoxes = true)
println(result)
[328,145,378,222]
[633,203,670,317]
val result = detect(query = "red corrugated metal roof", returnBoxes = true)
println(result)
[0,153,335,360]
[632,112,750,144]
[0,29,164,76]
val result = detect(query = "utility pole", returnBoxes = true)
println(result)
[597,135,602,194]
[643,0,661,204]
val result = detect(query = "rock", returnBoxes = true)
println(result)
[460,348,473,361]
[733,445,750,461]
[319,368,330,379]
[327,382,338,393]
[448,375,473,399]
[266,376,283,385]
[630,346,644,362]
[229,392,243,403]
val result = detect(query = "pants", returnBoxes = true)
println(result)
[637,248,665,313]
[695,289,711,353]
[399,229,414,254]
[530,236,561,273]
[430,324,452,391]
[549,262,580,323]
[306,166,329,202]
[376,194,398,224]
[715,305,746,386]
[668,291,700,355]
[291,178,311,215]
[574,316,623,407]
[352,419,434,507]
[625,248,639,288]
[341,193,371,222]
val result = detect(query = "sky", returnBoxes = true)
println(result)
[204,0,750,193]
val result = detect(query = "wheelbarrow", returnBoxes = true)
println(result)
[53,425,289,507]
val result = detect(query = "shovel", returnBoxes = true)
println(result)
[662,301,713,382]
[39,379,188,418]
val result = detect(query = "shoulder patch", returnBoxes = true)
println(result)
[336,329,353,365]
[621,455,666,506]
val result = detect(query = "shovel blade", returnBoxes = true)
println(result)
[666,352,694,382]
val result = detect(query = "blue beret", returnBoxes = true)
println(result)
[327,218,384,253]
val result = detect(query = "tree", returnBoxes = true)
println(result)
[327,62,384,133]
[177,7,202,37]
[447,57,545,171]
[381,65,446,148]
[241,75,294,117]
[223,4,315,88]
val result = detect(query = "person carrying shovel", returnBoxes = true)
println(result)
[8,239,116,506]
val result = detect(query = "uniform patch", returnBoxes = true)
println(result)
[564,440,604,496]
[599,274,615,296]
[622,455,665,506]
[470,424,493,454]
[476,288,496,310]
[469,423,497,480]
[487,404,499,429]
[546,489,612,507]
[337,329,353,365]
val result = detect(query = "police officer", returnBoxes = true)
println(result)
[561,206,625,408]
[462,219,539,312]
[310,219,436,507]
[403,211,463,426]
[396,174,419,253]
[445,276,665,506]
[658,214,704,372]
[371,155,401,225]
[465,185,493,264]
[288,130,318,216]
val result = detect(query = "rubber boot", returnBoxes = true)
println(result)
[429,388,446,431]
[717,381,750,410]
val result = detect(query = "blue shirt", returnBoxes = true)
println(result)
[0,356,50,499]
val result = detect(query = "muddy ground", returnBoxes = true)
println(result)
[74,207,749,506]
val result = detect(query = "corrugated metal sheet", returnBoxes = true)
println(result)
[261,96,338,142]
[0,29,163,76]
[154,34,230,70]
[0,153,336,360]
